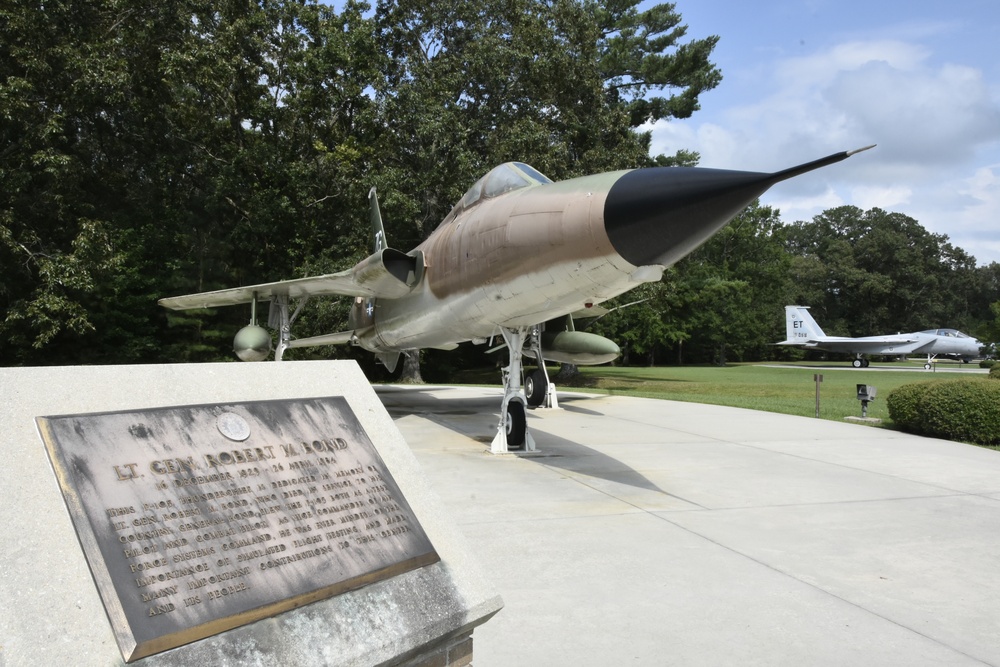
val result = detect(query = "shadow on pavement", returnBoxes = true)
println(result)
[375,385,666,495]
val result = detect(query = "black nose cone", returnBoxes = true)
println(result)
[602,147,872,268]
[603,166,773,268]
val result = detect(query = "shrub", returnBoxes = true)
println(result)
[887,379,1000,445]
[991,364,1000,380]
[979,359,996,369]
[885,383,931,432]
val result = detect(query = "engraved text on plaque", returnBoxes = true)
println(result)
[37,396,439,662]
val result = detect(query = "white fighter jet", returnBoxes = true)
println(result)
[776,305,981,368]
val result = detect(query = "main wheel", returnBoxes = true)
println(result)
[525,368,548,407]
[504,400,527,449]
[852,359,863,368]
[862,359,870,368]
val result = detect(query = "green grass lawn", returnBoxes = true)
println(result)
[450,360,984,426]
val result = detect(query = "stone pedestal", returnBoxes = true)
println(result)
[0,360,501,666]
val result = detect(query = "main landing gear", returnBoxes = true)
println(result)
[270,294,308,361]
[525,368,548,407]
[852,356,870,368]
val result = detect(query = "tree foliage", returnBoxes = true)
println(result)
[1,0,381,364]
[592,202,999,366]
[1,0,721,366]
[2,0,997,372]
[785,206,985,337]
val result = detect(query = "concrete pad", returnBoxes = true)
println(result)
[379,385,1000,666]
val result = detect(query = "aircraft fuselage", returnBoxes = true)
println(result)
[354,171,648,352]
[800,333,980,359]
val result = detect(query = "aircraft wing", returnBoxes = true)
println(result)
[159,248,420,310]
[776,336,920,351]
[853,336,921,346]
[160,271,365,310]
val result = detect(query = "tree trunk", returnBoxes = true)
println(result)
[553,363,579,382]
[398,350,424,384]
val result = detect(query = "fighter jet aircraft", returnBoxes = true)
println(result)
[776,305,981,368]
[160,147,874,452]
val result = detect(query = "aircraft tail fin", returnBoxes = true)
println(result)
[784,305,826,342]
[369,187,387,253]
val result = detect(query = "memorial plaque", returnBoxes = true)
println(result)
[37,396,439,662]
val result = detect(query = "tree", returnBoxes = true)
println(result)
[1,0,720,369]
[588,278,689,365]
[371,0,720,222]
[1,0,380,365]
[369,0,720,376]
[786,207,984,339]
[670,202,791,364]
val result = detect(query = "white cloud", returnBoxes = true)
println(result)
[955,165,1000,236]
[825,61,1000,163]
[645,35,1000,265]
[776,40,930,88]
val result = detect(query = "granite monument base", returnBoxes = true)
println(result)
[0,360,501,666]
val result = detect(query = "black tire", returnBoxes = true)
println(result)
[862,359,870,368]
[852,359,863,368]
[525,368,548,407]
[505,400,527,449]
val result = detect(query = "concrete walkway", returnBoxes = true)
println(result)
[377,385,1000,667]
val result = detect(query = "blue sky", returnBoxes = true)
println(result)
[643,0,1000,265]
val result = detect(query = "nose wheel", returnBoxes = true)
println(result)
[490,327,536,453]
[503,400,527,448]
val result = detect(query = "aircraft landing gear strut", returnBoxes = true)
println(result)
[525,325,558,409]
[269,294,309,361]
[490,327,537,454]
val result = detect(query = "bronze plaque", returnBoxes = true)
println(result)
[37,396,439,662]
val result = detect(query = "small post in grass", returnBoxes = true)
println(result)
[814,373,823,418]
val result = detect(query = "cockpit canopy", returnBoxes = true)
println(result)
[920,328,973,338]
[440,162,551,225]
